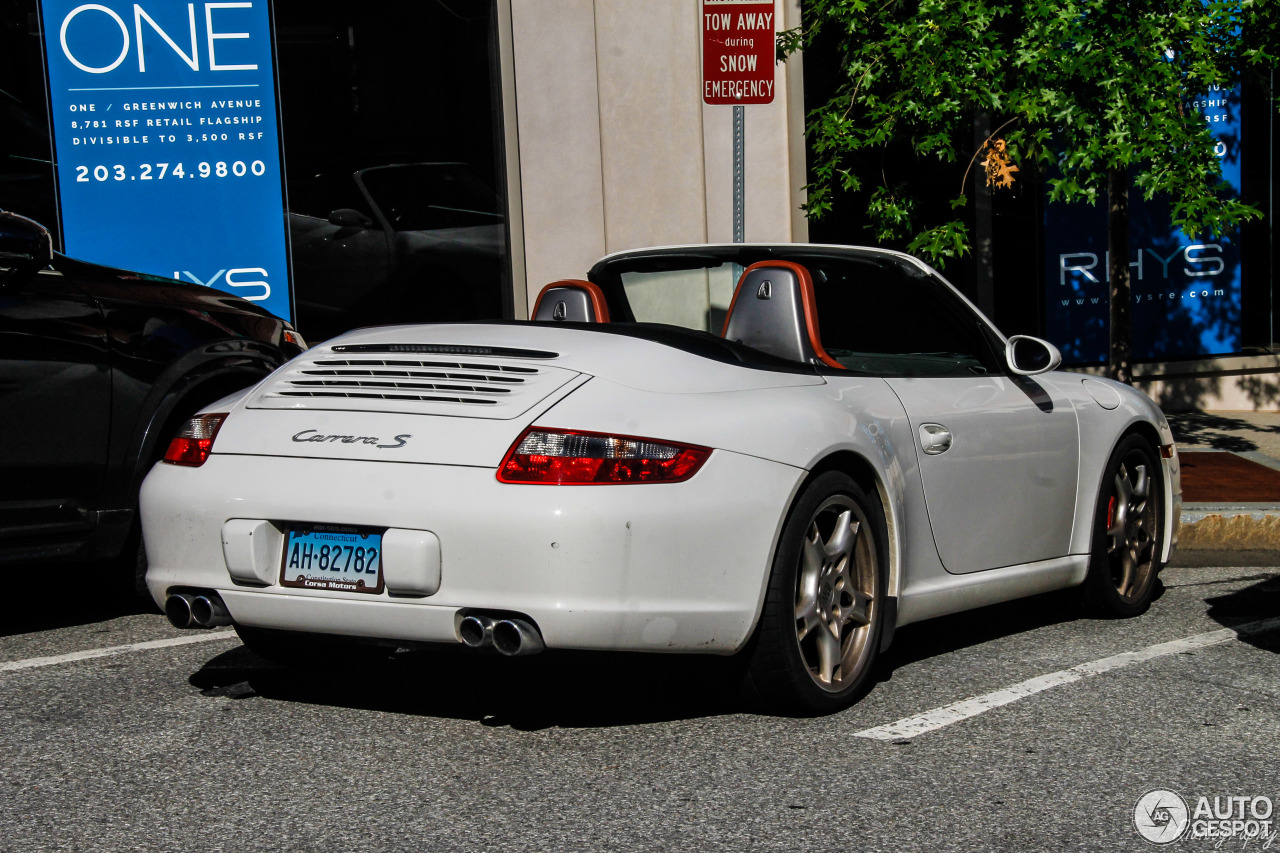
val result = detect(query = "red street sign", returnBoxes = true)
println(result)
[702,0,776,105]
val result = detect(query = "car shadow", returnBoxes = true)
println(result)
[1205,574,1280,654]
[194,561,1279,725]
[188,590,1093,727]
[0,562,157,637]
[870,588,1085,682]
[188,643,750,729]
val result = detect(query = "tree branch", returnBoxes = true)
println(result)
[958,115,1022,196]
[841,59,880,121]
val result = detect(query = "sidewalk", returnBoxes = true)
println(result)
[1167,411,1280,550]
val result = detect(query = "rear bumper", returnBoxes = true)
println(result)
[141,451,803,653]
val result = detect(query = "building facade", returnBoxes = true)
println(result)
[2,0,1275,406]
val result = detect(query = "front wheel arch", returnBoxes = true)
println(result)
[1081,432,1165,617]
[1081,421,1169,563]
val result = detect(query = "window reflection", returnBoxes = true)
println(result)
[0,0,511,344]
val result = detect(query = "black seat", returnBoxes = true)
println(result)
[721,261,842,368]
[531,280,611,323]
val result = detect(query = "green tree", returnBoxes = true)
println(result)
[783,0,1278,382]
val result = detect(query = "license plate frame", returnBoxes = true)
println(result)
[280,523,385,594]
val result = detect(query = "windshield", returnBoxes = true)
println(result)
[590,246,1004,377]
[619,265,739,332]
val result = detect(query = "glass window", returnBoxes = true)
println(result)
[0,2,58,241]
[275,0,510,342]
[285,169,376,223]
[358,164,503,232]
[594,248,1005,377]
[806,260,1003,377]
[620,266,738,332]
[0,0,511,343]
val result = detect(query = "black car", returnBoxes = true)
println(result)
[0,209,305,593]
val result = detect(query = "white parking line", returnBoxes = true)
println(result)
[0,630,237,674]
[856,616,1280,741]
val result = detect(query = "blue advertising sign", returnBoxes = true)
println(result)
[1043,84,1242,363]
[40,0,291,322]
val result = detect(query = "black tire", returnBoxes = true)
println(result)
[130,532,151,603]
[743,471,888,715]
[106,520,157,610]
[234,625,391,668]
[1082,434,1164,617]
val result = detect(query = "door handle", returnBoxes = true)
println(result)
[919,423,952,455]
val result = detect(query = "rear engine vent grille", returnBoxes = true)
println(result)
[276,359,534,404]
[251,349,580,418]
[332,344,559,360]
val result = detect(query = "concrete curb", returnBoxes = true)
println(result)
[1179,504,1280,550]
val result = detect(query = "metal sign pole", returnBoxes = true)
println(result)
[733,104,745,244]
[702,0,774,245]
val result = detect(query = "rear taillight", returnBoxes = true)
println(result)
[498,428,711,485]
[163,414,227,467]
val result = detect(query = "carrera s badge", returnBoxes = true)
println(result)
[291,429,411,449]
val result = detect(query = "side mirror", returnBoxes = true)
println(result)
[328,208,373,228]
[1006,335,1062,376]
[0,210,54,270]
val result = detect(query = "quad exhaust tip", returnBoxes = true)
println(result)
[458,613,544,656]
[492,618,545,656]
[164,593,196,629]
[458,614,494,648]
[165,591,233,629]
[191,593,233,627]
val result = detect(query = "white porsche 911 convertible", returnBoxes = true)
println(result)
[141,244,1181,714]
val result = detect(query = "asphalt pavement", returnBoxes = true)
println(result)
[1,559,1276,852]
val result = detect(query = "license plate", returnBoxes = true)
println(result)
[280,524,384,594]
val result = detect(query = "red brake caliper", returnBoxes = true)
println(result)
[1107,496,1117,529]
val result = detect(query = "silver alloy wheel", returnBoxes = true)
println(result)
[1106,457,1157,603]
[793,495,878,692]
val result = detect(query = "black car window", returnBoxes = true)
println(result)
[807,261,1004,378]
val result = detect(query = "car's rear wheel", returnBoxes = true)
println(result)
[744,471,887,715]
[109,520,152,605]
[1082,434,1163,617]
